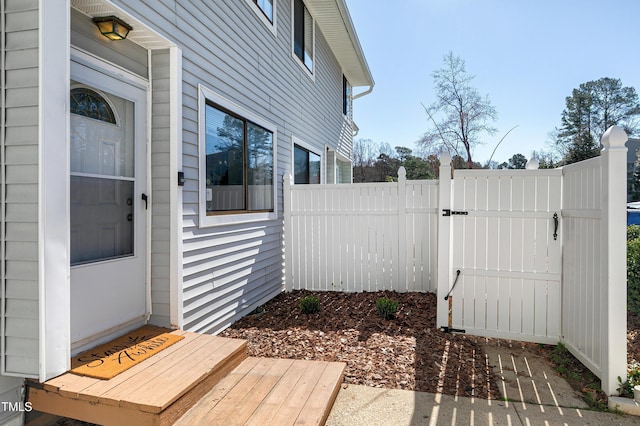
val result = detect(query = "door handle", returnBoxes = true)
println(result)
[553,212,559,241]
[141,193,148,210]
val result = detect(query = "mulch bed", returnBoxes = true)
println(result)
[221,290,501,399]
[628,311,640,365]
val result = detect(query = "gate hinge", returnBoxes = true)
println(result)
[440,326,466,334]
[442,209,469,217]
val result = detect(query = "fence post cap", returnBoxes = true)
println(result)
[526,157,539,170]
[601,125,628,150]
[440,151,451,165]
[398,166,407,178]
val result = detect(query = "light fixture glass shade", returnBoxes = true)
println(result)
[92,16,132,40]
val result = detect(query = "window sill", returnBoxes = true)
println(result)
[199,210,278,228]
[292,54,315,82]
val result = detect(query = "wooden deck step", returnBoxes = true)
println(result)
[27,331,248,426]
[174,357,346,426]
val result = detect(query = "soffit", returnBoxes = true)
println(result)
[304,0,374,88]
[71,0,174,50]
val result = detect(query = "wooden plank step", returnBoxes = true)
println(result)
[175,357,346,426]
[27,331,248,426]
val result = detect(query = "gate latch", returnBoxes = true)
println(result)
[442,209,468,217]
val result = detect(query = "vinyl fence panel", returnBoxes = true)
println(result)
[284,171,438,293]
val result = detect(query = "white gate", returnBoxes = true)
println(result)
[438,166,563,344]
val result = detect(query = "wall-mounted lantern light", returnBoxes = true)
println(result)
[92,16,132,40]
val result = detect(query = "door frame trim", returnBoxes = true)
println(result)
[71,47,148,91]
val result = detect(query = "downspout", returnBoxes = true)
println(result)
[351,83,374,137]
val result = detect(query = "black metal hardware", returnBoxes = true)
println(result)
[127,214,133,222]
[553,212,559,241]
[442,209,469,217]
[440,326,466,334]
[126,198,132,206]
[177,171,185,186]
[142,193,148,210]
[444,269,461,301]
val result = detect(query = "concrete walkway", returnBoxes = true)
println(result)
[327,340,640,425]
[326,385,640,425]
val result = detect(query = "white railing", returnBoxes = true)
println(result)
[284,168,438,293]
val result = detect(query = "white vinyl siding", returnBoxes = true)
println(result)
[107,0,350,334]
[149,49,172,327]
[3,0,40,377]
[0,376,24,425]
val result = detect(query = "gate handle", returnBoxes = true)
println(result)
[553,212,558,241]
[142,193,148,210]
[444,269,461,300]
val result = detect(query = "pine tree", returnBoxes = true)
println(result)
[558,78,640,164]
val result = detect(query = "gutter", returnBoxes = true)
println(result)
[353,83,374,100]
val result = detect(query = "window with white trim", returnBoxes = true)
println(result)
[294,144,321,184]
[245,0,277,33]
[343,75,352,118]
[254,0,274,22]
[198,85,277,226]
[292,0,314,73]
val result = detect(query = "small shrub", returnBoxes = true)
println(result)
[628,236,640,315]
[629,225,640,241]
[299,295,320,314]
[376,297,398,320]
[618,362,640,398]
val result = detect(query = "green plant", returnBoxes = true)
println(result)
[548,343,607,410]
[299,295,320,314]
[375,297,398,320]
[628,225,640,241]
[628,234,640,315]
[618,362,640,398]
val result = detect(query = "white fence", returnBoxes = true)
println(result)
[560,126,628,395]
[284,168,438,293]
[283,125,628,394]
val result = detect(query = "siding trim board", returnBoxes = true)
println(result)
[169,46,184,329]
[38,0,70,381]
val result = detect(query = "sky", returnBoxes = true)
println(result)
[345,0,640,165]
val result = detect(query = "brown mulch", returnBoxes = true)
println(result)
[220,290,501,399]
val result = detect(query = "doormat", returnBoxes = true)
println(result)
[70,325,184,380]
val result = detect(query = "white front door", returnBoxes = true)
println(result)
[70,59,148,348]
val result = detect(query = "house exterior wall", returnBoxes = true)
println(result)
[107,0,355,334]
[0,0,364,406]
[1,0,41,421]
[3,0,40,379]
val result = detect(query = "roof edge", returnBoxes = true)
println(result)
[307,0,374,89]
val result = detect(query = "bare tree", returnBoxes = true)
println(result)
[419,52,498,168]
